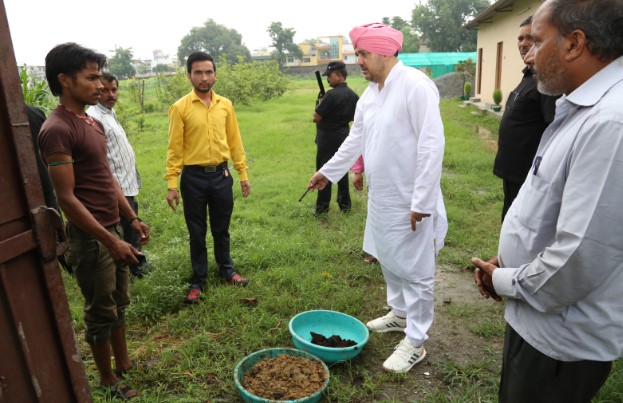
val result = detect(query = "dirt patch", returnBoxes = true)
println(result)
[310,332,357,348]
[348,264,505,402]
[242,354,327,400]
[476,125,498,152]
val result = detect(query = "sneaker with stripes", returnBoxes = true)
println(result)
[382,337,426,373]
[365,310,407,333]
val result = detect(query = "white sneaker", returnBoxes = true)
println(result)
[366,311,407,333]
[382,338,426,373]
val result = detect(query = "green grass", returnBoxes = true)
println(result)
[60,76,623,401]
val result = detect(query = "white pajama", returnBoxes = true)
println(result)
[380,215,436,347]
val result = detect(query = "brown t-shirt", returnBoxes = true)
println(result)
[39,106,119,227]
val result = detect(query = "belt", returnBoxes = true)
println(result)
[185,162,228,173]
[67,222,120,240]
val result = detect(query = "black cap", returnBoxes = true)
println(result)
[322,61,346,76]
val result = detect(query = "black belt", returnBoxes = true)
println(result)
[184,162,228,173]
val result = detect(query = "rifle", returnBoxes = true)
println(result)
[315,70,325,107]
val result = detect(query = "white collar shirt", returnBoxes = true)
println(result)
[87,103,140,196]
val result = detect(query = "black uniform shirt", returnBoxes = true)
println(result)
[493,67,559,183]
[315,83,359,149]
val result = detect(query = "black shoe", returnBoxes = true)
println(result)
[340,206,351,213]
[130,260,150,279]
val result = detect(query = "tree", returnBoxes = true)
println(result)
[401,28,421,53]
[177,19,251,66]
[153,64,173,73]
[108,47,136,79]
[267,22,303,69]
[382,16,420,53]
[382,16,410,31]
[411,0,490,52]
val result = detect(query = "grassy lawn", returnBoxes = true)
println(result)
[60,75,622,402]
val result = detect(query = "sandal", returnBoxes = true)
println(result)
[184,286,201,304]
[227,273,249,287]
[107,380,138,400]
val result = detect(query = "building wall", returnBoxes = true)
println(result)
[475,0,541,106]
[286,36,346,67]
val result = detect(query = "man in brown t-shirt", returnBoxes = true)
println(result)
[38,42,149,400]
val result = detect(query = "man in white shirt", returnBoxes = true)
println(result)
[88,72,148,278]
[473,0,623,401]
[309,22,447,373]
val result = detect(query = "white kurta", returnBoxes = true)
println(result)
[320,62,447,281]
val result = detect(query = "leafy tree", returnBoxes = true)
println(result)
[382,16,410,31]
[153,64,173,73]
[411,0,490,52]
[382,16,420,53]
[401,28,421,53]
[177,19,251,66]
[108,47,136,79]
[267,22,303,69]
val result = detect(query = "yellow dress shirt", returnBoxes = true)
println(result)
[165,89,248,188]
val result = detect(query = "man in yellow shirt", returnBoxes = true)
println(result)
[165,52,251,304]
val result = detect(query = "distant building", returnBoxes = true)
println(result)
[250,47,274,62]
[152,49,177,67]
[342,42,356,65]
[289,42,318,66]
[132,59,152,76]
[250,35,347,69]
[464,0,542,105]
[285,35,344,67]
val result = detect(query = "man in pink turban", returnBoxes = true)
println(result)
[309,22,447,373]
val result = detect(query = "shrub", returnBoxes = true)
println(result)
[154,59,287,106]
[156,68,191,105]
[216,59,288,105]
[464,82,472,98]
[19,66,54,111]
[492,88,503,106]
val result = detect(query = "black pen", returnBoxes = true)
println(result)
[533,156,542,175]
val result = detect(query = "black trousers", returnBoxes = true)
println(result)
[316,145,351,213]
[120,196,145,276]
[180,164,235,287]
[120,196,141,251]
[499,324,612,403]
[501,179,522,223]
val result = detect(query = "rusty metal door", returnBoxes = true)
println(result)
[0,1,92,401]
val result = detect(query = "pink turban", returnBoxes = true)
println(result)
[349,23,403,56]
